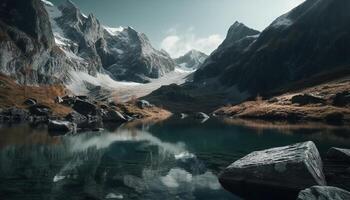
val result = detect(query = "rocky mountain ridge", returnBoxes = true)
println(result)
[0,0,176,85]
[194,0,350,95]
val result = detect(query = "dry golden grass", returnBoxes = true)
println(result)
[0,73,72,117]
[215,78,350,123]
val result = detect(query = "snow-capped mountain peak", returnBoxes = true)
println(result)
[175,50,208,69]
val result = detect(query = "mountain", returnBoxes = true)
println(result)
[0,0,76,84]
[0,0,175,85]
[174,50,208,69]
[194,0,350,95]
[45,0,176,83]
[194,22,260,81]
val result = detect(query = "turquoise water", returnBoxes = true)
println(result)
[0,119,349,200]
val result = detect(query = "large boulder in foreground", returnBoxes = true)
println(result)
[297,186,350,200]
[219,141,326,199]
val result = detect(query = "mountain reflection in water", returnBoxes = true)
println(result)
[1,119,350,200]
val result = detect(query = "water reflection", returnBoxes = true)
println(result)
[0,124,236,200]
[1,119,350,200]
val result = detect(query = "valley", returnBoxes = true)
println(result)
[0,0,350,200]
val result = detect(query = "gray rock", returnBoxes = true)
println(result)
[1,108,29,121]
[48,120,76,133]
[65,111,87,125]
[327,147,350,163]
[297,186,350,200]
[24,98,37,106]
[219,141,326,193]
[101,109,127,123]
[29,105,52,116]
[194,112,210,120]
[136,100,153,109]
[55,96,63,104]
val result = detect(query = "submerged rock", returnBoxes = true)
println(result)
[326,147,350,163]
[48,120,76,133]
[219,141,326,198]
[297,186,350,200]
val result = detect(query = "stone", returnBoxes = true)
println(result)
[65,111,87,125]
[291,94,325,106]
[297,186,350,200]
[61,95,76,106]
[48,120,76,133]
[136,100,153,109]
[219,141,326,196]
[29,104,52,116]
[101,109,127,123]
[55,96,63,104]
[194,112,210,120]
[72,99,98,116]
[24,98,37,106]
[326,147,350,163]
[1,108,29,121]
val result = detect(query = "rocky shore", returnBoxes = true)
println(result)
[219,141,350,200]
[0,95,171,134]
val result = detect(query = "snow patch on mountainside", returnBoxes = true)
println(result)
[67,68,192,101]
[104,26,125,36]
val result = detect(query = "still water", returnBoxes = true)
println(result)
[0,118,350,200]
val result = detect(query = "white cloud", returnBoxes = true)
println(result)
[160,28,224,58]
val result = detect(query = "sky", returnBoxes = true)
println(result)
[49,0,305,58]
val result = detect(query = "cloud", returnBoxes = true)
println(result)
[160,28,224,58]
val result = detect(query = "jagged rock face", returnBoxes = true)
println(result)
[47,0,175,83]
[175,50,208,69]
[194,22,260,81]
[297,186,350,200]
[98,27,176,83]
[196,0,350,94]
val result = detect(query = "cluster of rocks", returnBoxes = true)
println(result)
[219,141,350,200]
[0,95,154,134]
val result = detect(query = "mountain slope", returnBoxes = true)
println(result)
[175,50,208,69]
[198,0,350,94]
[194,22,260,81]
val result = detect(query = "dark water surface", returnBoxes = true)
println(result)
[0,119,350,200]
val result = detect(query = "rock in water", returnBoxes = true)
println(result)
[48,120,76,133]
[327,147,350,163]
[219,141,326,199]
[297,186,350,200]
